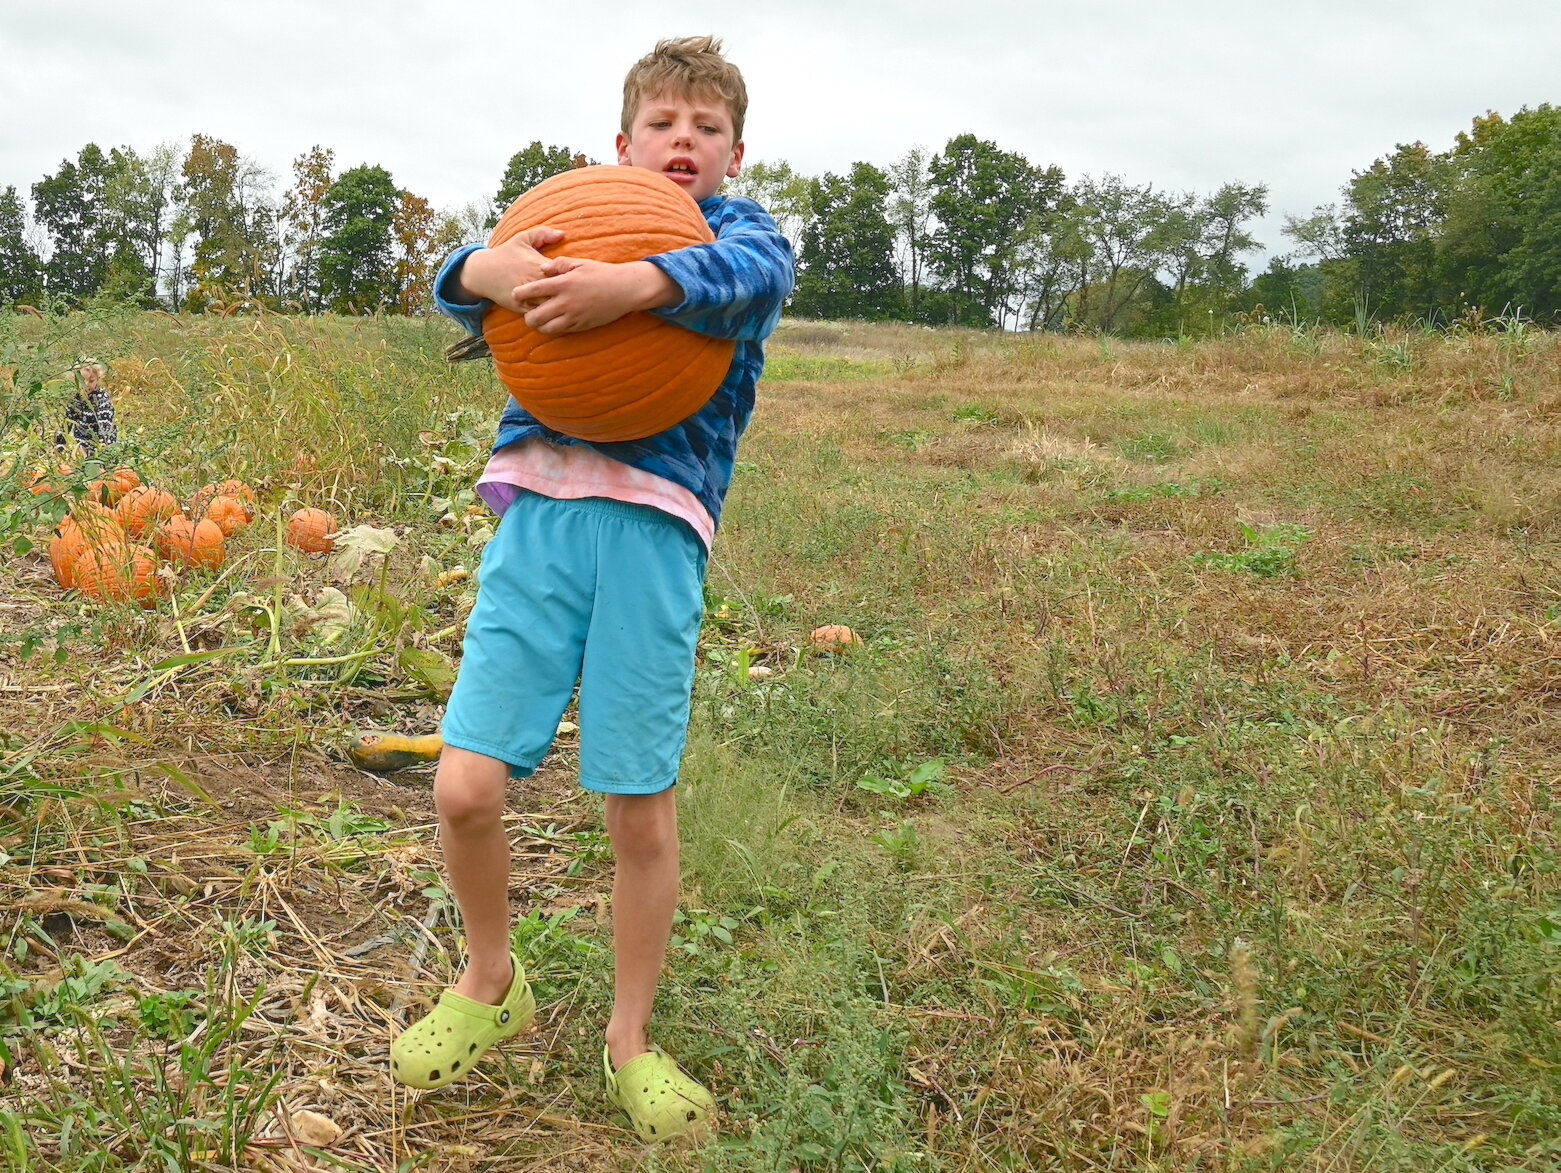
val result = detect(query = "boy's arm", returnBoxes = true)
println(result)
[641,199,795,342]
[434,228,565,335]
[509,199,795,341]
[508,258,682,335]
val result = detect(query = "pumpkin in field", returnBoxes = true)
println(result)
[69,540,164,606]
[27,464,73,497]
[201,495,252,537]
[115,485,181,537]
[49,507,125,589]
[90,467,142,505]
[154,516,225,571]
[190,479,256,520]
[483,166,737,442]
[809,624,863,652]
[286,507,337,554]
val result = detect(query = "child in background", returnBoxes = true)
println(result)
[60,360,117,458]
[389,36,793,1144]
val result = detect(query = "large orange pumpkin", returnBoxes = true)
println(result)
[70,540,164,607]
[154,516,225,571]
[49,506,127,589]
[201,495,252,537]
[90,467,142,506]
[483,166,737,442]
[115,485,181,537]
[190,479,256,520]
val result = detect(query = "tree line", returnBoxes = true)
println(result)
[1,105,1556,334]
[1257,104,1561,327]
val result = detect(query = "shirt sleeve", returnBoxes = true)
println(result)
[644,197,795,342]
[433,243,489,337]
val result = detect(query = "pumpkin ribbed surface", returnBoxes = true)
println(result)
[286,507,337,554]
[484,166,736,443]
[155,516,225,571]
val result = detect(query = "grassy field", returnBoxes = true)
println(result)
[0,306,1556,1172]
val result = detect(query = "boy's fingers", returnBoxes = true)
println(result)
[510,226,565,249]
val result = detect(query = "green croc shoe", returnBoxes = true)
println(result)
[604,1044,717,1143]
[390,955,535,1090]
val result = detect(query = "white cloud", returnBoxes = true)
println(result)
[3,0,1557,263]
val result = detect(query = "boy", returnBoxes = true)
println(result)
[59,360,117,458]
[389,36,793,1144]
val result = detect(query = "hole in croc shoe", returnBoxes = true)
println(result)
[469,1043,477,1054]
[453,1059,461,1071]
[686,1110,697,1121]
[429,1068,441,1081]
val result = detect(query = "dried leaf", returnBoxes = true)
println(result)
[289,1108,342,1147]
[325,524,399,579]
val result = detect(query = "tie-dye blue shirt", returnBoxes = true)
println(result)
[433,193,795,528]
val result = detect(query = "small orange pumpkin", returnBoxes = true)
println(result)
[27,463,73,497]
[201,495,252,537]
[70,540,164,607]
[154,516,225,571]
[286,507,337,554]
[115,485,181,537]
[810,624,863,652]
[483,167,737,442]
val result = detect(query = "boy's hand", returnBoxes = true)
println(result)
[512,259,680,334]
[455,227,565,312]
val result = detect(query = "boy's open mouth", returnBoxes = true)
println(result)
[664,157,698,181]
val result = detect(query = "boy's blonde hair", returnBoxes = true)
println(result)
[621,36,748,143]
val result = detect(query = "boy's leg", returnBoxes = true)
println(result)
[602,788,680,1069]
[435,746,517,1004]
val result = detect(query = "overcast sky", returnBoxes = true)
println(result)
[3,1,1558,266]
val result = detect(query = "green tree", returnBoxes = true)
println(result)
[281,146,336,312]
[32,143,116,300]
[926,134,1063,327]
[0,186,43,304]
[493,142,584,223]
[887,147,933,316]
[100,143,181,306]
[1012,194,1092,332]
[319,164,401,313]
[725,159,812,250]
[1439,105,1561,321]
[1070,173,1173,332]
[1341,141,1451,321]
[792,163,901,321]
[1151,182,1268,333]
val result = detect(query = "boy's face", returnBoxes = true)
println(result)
[617,90,744,204]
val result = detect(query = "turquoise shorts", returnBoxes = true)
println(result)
[441,493,708,795]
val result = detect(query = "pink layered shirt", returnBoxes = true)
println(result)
[475,438,716,551]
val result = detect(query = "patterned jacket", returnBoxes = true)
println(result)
[434,193,794,528]
[64,387,117,457]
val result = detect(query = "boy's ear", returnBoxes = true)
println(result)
[615,132,632,166]
[726,141,745,180]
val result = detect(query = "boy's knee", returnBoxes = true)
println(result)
[606,792,679,862]
[434,755,508,830]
